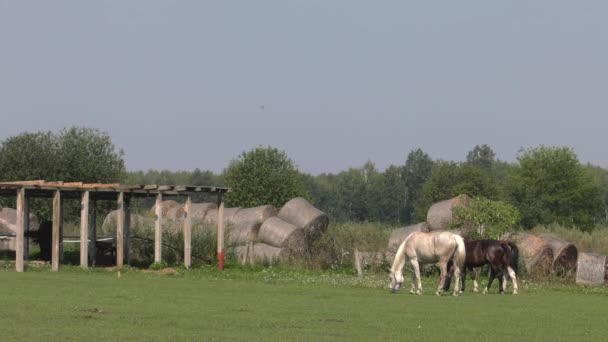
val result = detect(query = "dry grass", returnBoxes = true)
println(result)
[530,223,608,255]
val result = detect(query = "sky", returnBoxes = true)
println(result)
[1,1,607,175]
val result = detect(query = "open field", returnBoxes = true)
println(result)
[1,265,607,341]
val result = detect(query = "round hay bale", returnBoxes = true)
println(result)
[203,207,242,226]
[223,206,277,246]
[233,205,277,226]
[387,222,430,252]
[150,200,180,218]
[505,233,553,275]
[257,216,306,252]
[229,243,288,265]
[426,194,471,231]
[277,197,329,242]
[101,210,152,233]
[575,252,608,286]
[538,233,578,275]
[0,207,40,251]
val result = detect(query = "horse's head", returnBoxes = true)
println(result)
[389,271,403,294]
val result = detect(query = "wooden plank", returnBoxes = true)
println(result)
[80,191,89,268]
[89,200,97,266]
[217,199,224,271]
[59,196,64,263]
[183,195,192,269]
[143,185,159,190]
[52,190,61,272]
[173,185,187,192]
[154,193,163,263]
[124,197,131,265]
[23,194,30,262]
[116,192,124,268]
[15,188,25,272]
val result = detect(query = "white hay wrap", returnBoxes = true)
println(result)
[426,195,470,231]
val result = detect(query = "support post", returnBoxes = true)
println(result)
[15,188,25,272]
[154,193,163,263]
[52,190,61,272]
[217,194,224,271]
[89,200,97,266]
[80,191,89,268]
[124,196,131,265]
[59,196,64,262]
[183,195,192,269]
[116,192,125,268]
[23,193,30,261]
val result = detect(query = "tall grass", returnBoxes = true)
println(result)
[531,223,608,255]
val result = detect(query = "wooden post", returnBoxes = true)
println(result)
[80,191,89,268]
[89,200,97,266]
[354,249,363,277]
[15,188,25,272]
[124,196,131,265]
[154,193,163,263]
[52,190,61,272]
[116,192,124,268]
[217,195,224,271]
[23,193,30,261]
[183,195,192,269]
[59,196,64,262]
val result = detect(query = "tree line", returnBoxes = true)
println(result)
[1,128,607,231]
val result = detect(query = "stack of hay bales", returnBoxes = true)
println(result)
[0,207,40,251]
[504,233,553,276]
[576,252,608,286]
[538,233,578,276]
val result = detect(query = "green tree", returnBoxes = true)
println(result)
[403,149,433,224]
[466,144,496,170]
[453,196,520,239]
[508,146,603,230]
[223,146,308,208]
[0,131,58,181]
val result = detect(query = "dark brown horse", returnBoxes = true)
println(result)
[444,239,519,294]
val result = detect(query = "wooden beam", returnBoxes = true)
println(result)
[154,193,162,263]
[80,191,89,268]
[15,188,25,272]
[116,192,124,268]
[89,200,97,266]
[52,190,61,271]
[217,196,224,271]
[183,195,192,269]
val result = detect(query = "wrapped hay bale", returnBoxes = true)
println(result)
[257,216,306,253]
[224,205,277,246]
[101,210,152,233]
[505,233,553,275]
[576,252,608,286]
[387,223,430,252]
[229,242,288,265]
[150,200,180,218]
[538,233,578,275]
[426,194,471,231]
[277,197,329,242]
[204,207,242,227]
[0,207,40,251]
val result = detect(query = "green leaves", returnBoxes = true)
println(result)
[223,146,308,208]
[453,197,520,239]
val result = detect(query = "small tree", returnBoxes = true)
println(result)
[223,146,308,208]
[453,197,521,239]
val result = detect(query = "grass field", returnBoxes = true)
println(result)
[1,264,607,341]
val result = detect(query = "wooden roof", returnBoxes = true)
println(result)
[0,180,230,199]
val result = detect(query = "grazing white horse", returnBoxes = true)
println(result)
[389,231,466,296]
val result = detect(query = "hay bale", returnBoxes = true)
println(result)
[426,194,471,231]
[505,233,553,275]
[576,252,608,286]
[257,216,306,252]
[387,223,430,252]
[0,207,40,251]
[277,197,329,242]
[101,210,152,233]
[150,200,180,218]
[538,233,578,275]
[229,243,288,265]
[204,207,242,226]
[224,205,277,246]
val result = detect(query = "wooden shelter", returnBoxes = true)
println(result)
[0,180,230,272]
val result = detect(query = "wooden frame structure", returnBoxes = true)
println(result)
[0,180,230,272]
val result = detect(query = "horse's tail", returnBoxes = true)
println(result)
[453,234,466,272]
[501,241,519,273]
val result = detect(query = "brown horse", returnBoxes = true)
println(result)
[444,239,519,294]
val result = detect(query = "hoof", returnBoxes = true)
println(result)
[513,290,518,295]
[435,291,441,296]
[453,292,459,297]
[482,289,488,295]
[473,288,479,293]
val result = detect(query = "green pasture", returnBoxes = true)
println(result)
[1,265,607,341]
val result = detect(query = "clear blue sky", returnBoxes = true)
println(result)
[1,1,607,174]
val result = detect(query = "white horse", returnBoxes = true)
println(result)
[389,231,466,296]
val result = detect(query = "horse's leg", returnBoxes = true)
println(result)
[437,262,448,296]
[469,267,479,293]
[507,266,519,295]
[484,267,496,294]
[453,262,461,297]
[410,259,422,295]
